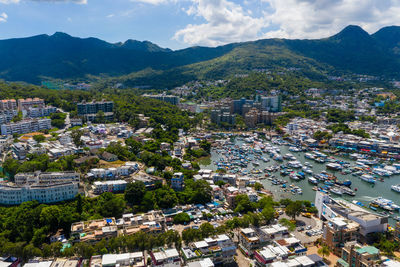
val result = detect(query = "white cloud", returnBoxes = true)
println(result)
[0,12,7,22]
[174,0,268,46]
[106,13,114,18]
[174,0,400,46]
[0,0,19,4]
[0,0,88,4]
[130,0,168,5]
[261,0,400,39]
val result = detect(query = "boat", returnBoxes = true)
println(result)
[304,153,315,160]
[330,187,343,196]
[326,163,343,171]
[289,173,300,181]
[312,186,318,191]
[360,174,376,184]
[371,197,400,211]
[335,179,352,187]
[369,205,378,211]
[288,161,302,169]
[391,184,400,193]
[308,177,318,185]
[289,147,302,152]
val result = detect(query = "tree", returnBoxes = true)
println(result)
[254,182,264,191]
[71,130,84,147]
[125,181,146,206]
[97,192,126,218]
[187,180,212,205]
[279,218,296,232]
[182,228,202,245]
[200,222,215,238]
[125,138,143,155]
[96,110,105,123]
[33,135,46,143]
[76,194,83,214]
[234,194,254,213]
[318,245,330,259]
[3,157,19,179]
[285,201,303,221]
[173,213,190,225]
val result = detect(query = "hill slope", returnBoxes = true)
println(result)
[1,25,400,85]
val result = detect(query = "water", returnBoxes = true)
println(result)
[200,139,400,225]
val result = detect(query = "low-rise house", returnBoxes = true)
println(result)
[239,228,260,256]
[93,180,128,194]
[150,248,181,267]
[274,237,307,256]
[101,152,119,162]
[186,234,236,265]
[100,253,145,267]
[171,172,184,191]
[258,224,290,244]
[71,218,118,243]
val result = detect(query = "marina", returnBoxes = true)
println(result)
[200,134,400,225]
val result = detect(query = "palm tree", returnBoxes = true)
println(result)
[318,245,331,259]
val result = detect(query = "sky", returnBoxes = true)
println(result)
[0,0,400,50]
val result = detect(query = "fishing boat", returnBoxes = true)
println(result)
[288,161,302,169]
[330,187,343,196]
[308,177,318,185]
[371,197,400,211]
[289,173,300,181]
[326,163,343,171]
[391,184,400,193]
[360,174,376,184]
[289,147,302,152]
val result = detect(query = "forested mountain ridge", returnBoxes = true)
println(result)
[1,25,400,86]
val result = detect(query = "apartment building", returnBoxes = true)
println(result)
[143,94,180,105]
[77,100,114,122]
[14,171,80,185]
[323,217,359,256]
[0,182,79,205]
[71,218,118,243]
[150,248,181,267]
[336,241,380,267]
[24,106,57,118]
[315,191,388,244]
[0,99,17,111]
[18,98,45,110]
[0,110,17,125]
[1,118,51,135]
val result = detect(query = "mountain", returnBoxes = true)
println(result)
[0,25,400,86]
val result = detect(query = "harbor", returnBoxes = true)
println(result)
[200,134,400,225]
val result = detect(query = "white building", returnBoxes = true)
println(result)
[93,180,128,194]
[150,248,181,267]
[1,118,51,135]
[0,182,79,205]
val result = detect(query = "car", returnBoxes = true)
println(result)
[298,227,305,232]
[306,225,312,230]
[306,231,312,236]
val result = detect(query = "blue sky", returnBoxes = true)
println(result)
[0,0,399,50]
